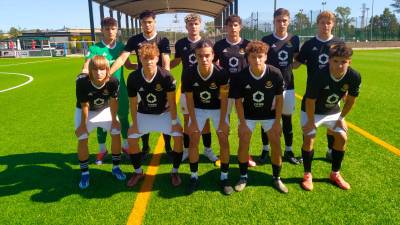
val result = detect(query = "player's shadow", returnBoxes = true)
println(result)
[152,167,307,199]
[0,152,138,203]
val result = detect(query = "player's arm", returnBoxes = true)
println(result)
[218,84,229,135]
[271,94,283,136]
[81,59,90,73]
[128,96,139,134]
[170,57,182,69]
[303,98,317,135]
[167,90,181,133]
[334,95,356,132]
[186,92,199,134]
[109,97,120,132]
[76,102,89,137]
[292,53,301,69]
[235,98,251,136]
[162,53,170,71]
[110,51,131,75]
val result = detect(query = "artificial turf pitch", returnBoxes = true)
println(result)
[0,49,399,225]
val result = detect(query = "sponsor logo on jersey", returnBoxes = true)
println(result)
[146,93,157,104]
[94,98,105,106]
[155,83,163,92]
[209,82,218,90]
[252,91,264,107]
[341,84,349,92]
[318,54,329,65]
[278,50,288,61]
[200,91,211,103]
[265,80,273,88]
[229,57,239,68]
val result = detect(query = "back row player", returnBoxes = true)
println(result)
[171,14,219,165]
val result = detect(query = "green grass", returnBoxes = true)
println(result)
[0,50,399,225]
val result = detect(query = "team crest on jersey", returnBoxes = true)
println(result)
[265,81,273,88]
[239,48,245,55]
[341,84,349,92]
[155,83,163,92]
[209,82,218,90]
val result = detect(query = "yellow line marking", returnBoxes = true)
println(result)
[295,93,400,156]
[126,84,182,225]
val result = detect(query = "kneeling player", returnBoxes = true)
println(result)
[75,55,126,189]
[182,40,231,195]
[300,44,361,191]
[126,43,183,187]
[230,41,288,193]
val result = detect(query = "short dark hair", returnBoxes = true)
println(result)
[329,44,353,58]
[195,39,214,51]
[139,10,156,20]
[274,8,290,18]
[224,15,242,26]
[101,17,118,28]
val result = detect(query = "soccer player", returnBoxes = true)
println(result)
[213,15,254,167]
[260,8,301,165]
[295,11,344,161]
[81,17,133,165]
[182,40,231,195]
[170,13,219,164]
[109,10,172,159]
[300,44,361,191]
[125,43,183,187]
[230,41,288,193]
[75,55,126,189]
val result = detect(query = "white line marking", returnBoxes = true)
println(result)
[0,58,68,67]
[0,72,34,93]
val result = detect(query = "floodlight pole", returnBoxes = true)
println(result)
[370,0,374,40]
[88,0,95,42]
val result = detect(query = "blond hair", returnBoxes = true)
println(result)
[138,43,160,58]
[184,13,202,23]
[89,55,110,81]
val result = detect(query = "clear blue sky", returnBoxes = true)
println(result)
[0,0,397,32]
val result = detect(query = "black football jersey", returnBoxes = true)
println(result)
[213,38,249,74]
[76,74,119,111]
[229,65,284,120]
[127,66,176,114]
[124,33,171,68]
[174,37,201,69]
[296,36,344,84]
[182,64,229,109]
[261,33,299,90]
[301,66,361,115]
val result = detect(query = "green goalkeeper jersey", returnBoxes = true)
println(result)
[85,40,125,81]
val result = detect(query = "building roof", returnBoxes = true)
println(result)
[93,0,233,18]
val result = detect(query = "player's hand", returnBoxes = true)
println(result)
[217,121,229,136]
[111,120,121,135]
[238,122,251,137]
[75,125,88,138]
[302,120,316,136]
[128,125,139,136]
[334,119,348,133]
[188,121,200,135]
[271,120,282,137]
[172,123,183,133]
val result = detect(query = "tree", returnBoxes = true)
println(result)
[293,12,311,35]
[204,21,215,35]
[390,0,400,14]
[8,27,22,38]
[379,8,399,38]
[335,7,355,38]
